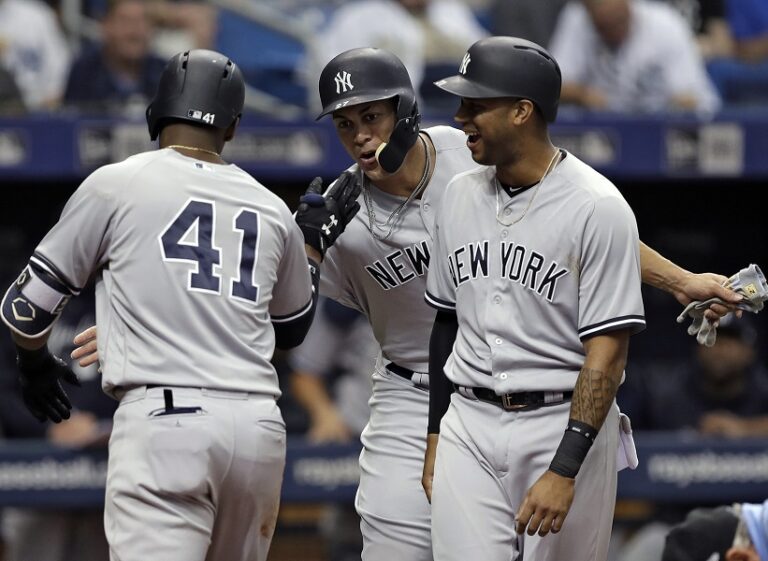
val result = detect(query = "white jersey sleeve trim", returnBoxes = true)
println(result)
[425,291,456,311]
[271,296,314,323]
[29,252,82,296]
[579,315,646,339]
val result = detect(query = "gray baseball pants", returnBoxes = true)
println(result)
[431,394,619,561]
[356,363,433,561]
[105,386,286,561]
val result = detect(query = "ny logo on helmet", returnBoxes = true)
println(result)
[335,71,354,94]
[459,53,471,75]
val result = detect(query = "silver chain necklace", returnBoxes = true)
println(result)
[363,134,431,241]
[495,149,561,228]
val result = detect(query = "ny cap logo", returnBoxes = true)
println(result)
[459,53,471,75]
[335,71,354,94]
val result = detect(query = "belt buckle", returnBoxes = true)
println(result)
[501,393,527,411]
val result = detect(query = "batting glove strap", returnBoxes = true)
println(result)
[548,419,598,479]
[296,200,339,256]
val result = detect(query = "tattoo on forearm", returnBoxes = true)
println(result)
[571,367,619,428]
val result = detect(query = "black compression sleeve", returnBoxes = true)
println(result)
[273,258,320,350]
[428,310,458,434]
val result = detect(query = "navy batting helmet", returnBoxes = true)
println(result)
[317,47,421,174]
[146,49,245,141]
[435,36,562,122]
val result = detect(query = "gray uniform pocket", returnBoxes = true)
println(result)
[146,415,212,495]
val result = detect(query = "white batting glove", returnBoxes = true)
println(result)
[676,264,767,347]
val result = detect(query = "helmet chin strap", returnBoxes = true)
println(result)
[374,111,422,174]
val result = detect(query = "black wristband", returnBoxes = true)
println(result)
[16,345,52,373]
[548,419,599,479]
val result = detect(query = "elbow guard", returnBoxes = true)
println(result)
[272,257,321,350]
[1,262,76,338]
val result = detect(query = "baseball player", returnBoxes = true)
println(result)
[423,36,643,561]
[312,48,478,561]
[0,49,359,561]
[70,47,742,561]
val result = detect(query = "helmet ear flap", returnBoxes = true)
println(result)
[146,103,163,141]
[376,98,421,174]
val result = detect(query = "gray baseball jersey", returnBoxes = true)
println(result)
[33,148,313,398]
[318,125,477,561]
[426,152,646,392]
[320,125,476,374]
[424,151,645,561]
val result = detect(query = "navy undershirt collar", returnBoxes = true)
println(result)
[499,181,537,199]
[499,150,567,199]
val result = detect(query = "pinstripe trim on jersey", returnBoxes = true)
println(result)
[579,315,646,339]
[425,291,456,311]
[29,252,81,296]
[271,296,314,323]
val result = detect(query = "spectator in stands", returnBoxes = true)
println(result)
[303,0,487,114]
[288,297,376,443]
[488,0,568,48]
[0,66,25,114]
[728,0,768,62]
[619,313,768,435]
[144,0,217,58]
[661,500,768,561]
[705,0,768,105]
[0,0,71,110]
[64,0,166,113]
[610,313,768,561]
[549,0,720,113]
[666,0,735,60]
[0,289,116,561]
[286,297,377,561]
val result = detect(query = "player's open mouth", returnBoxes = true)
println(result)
[359,150,378,169]
[466,132,481,149]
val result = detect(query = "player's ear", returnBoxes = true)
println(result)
[510,99,536,126]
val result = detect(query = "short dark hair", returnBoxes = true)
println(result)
[662,505,740,561]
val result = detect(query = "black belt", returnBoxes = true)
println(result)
[461,386,573,412]
[386,363,415,380]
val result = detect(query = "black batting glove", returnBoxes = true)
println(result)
[16,345,80,423]
[295,171,361,258]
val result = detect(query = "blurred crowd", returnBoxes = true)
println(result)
[0,0,767,118]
